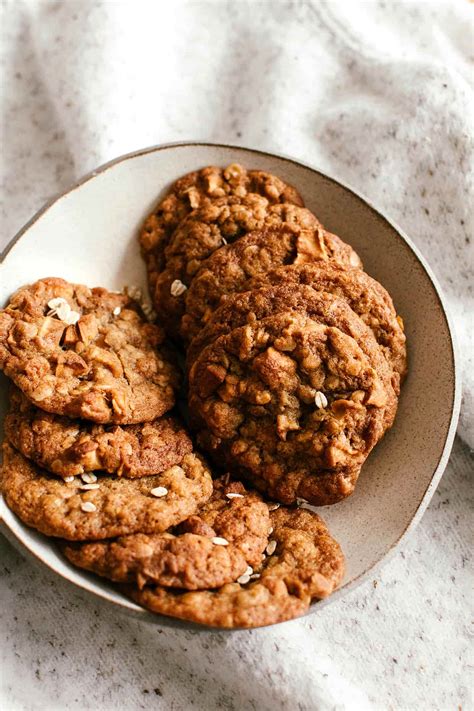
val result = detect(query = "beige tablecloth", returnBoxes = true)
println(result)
[1,1,473,709]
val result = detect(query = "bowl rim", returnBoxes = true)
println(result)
[0,140,462,630]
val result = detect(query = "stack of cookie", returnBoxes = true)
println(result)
[143,164,407,508]
[0,275,344,628]
[0,165,406,628]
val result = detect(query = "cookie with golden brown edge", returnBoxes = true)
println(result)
[248,262,407,393]
[189,310,391,505]
[127,506,345,629]
[187,285,398,429]
[139,163,303,292]
[4,387,193,479]
[0,278,179,423]
[181,225,362,344]
[154,199,327,338]
[0,442,213,540]
[62,478,271,590]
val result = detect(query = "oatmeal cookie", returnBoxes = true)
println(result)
[4,387,192,479]
[127,506,345,628]
[189,310,391,505]
[0,442,212,540]
[62,478,271,590]
[0,278,179,423]
[139,163,303,292]
[247,262,407,391]
[181,225,362,343]
[187,285,398,429]
[154,199,328,338]
[177,477,271,570]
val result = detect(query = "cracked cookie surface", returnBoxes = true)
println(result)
[248,262,406,392]
[62,478,271,590]
[4,387,193,479]
[189,310,391,505]
[187,285,398,430]
[0,443,213,540]
[139,163,303,294]
[181,225,361,344]
[127,506,344,629]
[0,278,179,423]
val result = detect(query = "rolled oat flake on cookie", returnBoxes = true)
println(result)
[189,306,394,506]
[62,477,272,592]
[126,506,345,629]
[0,443,213,540]
[0,278,180,423]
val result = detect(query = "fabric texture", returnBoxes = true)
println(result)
[1,2,472,709]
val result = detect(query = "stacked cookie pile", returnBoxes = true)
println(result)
[143,164,407,508]
[0,275,344,628]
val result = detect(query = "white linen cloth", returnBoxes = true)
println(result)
[1,2,472,710]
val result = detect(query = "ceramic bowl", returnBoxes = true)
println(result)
[0,142,460,630]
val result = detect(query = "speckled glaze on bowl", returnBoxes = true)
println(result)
[0,142,460,631]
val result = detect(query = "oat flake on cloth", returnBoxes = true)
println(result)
[1,1,473,710]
